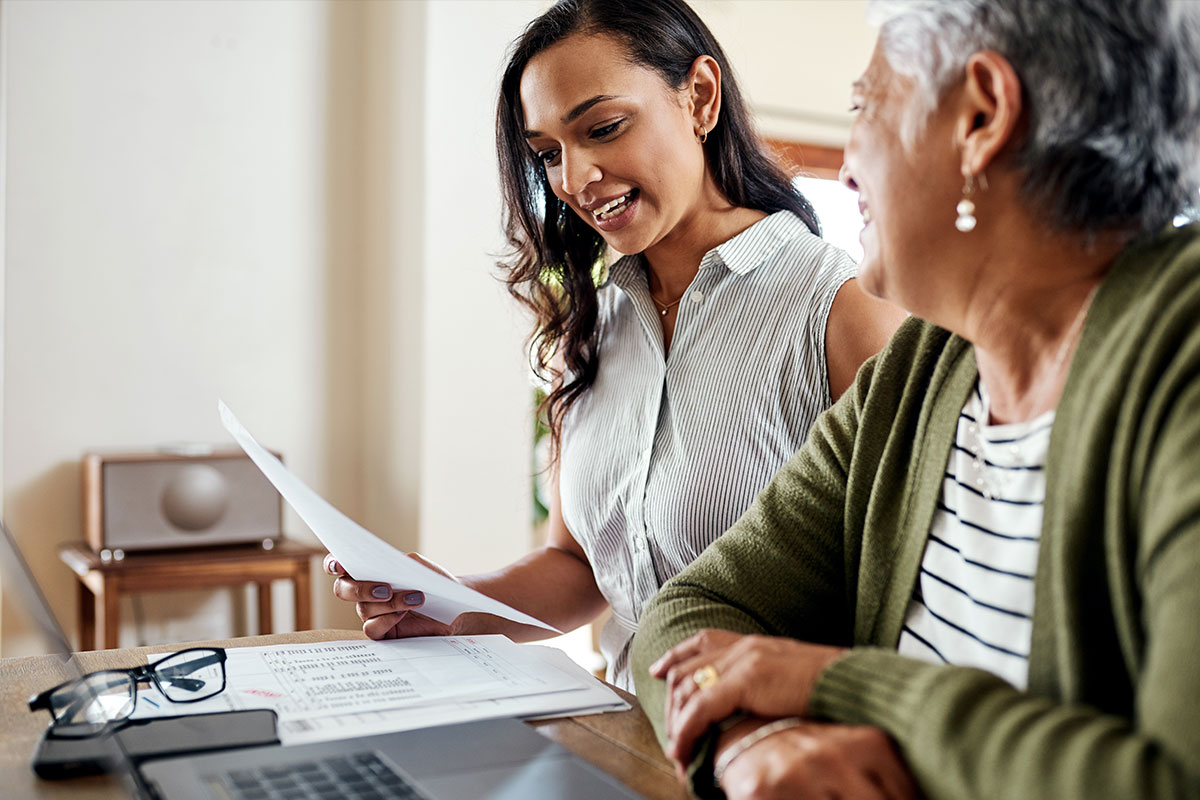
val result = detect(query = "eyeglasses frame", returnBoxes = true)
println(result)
[27,647,228,735]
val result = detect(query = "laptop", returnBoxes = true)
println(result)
[0,521,645,799]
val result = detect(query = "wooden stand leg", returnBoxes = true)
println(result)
[99,585,121,650]
[257,582,273,635]
[77,582,96,652]
[293,568,312,632]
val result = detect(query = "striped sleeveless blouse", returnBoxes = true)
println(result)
[559,210,857,689]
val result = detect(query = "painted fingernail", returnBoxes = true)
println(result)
[404,591,424,606]
[372,586,391,599]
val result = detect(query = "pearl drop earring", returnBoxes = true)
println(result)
[955,172,987,232]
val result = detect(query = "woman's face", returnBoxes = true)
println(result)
[520,33,708,256]
[840,43,964,315]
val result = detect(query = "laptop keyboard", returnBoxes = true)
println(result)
[220,751,426,800]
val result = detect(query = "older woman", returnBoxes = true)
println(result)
[631,0,1200,798]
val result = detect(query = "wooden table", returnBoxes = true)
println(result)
[58,542,323,651]
[0,630,688,800]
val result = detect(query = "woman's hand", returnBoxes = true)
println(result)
[322,553,455,639]
[717,719,918,800]
[649,629,845,765]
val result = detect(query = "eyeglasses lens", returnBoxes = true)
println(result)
[153,650,224,702]
[51,671,135,733]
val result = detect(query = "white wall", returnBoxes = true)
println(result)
[416,1,545,570]
[1,0,339,654]
[356,0,544,573]
[696,0,877,144]
[0,0,542,657]
[0,0,876,657]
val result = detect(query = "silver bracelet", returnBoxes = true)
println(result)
[712,716,806,788]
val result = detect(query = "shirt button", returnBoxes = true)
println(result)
[689,290,704,304]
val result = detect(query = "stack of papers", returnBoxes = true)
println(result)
[190,404,629,744]
[135,636,629,745]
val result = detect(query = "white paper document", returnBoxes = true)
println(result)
[134,636,628,745]
[271,645,628,745]
[218,400,558,633]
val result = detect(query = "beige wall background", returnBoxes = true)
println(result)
[0,0,874,657]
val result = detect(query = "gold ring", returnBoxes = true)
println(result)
[692,664,719,690]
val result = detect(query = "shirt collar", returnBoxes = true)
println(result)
[607,209,805,290]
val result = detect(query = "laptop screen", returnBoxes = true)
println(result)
[0,520,153,797]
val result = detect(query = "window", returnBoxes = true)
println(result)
[795,175,864,262]
[766,139,864,262]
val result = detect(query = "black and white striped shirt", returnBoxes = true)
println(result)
[559,211,856,689]
[898,382,1052,689]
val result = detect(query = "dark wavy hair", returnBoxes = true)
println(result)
[496,0,820,458]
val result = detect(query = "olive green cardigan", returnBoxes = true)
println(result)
[631,224,1200,800]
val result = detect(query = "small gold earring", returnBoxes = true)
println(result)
[698,126,708,144]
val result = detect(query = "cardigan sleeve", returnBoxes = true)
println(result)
[630,350,870,797]
[809,338,1200,799]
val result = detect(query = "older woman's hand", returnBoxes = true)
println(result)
[717,719,918,800]
[649,629,845,765]
[322,553,455,639]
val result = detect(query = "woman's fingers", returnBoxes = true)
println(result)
[666,655,724,738]
[362,608,453,640]
[362,610,410,640]
[663,639,749,746]
[662,636,847,766]
[332,574,426,607]
[650,628,740,677]
[859,731,919,800]
[664,647,743,760]
[650,634,707,677]
[716,724,909,800]
[669,679,740,763]
[323,549,456,641]
[663,637,844,737]
[353,590,426,622]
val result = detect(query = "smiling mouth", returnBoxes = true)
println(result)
[592,190,638,221]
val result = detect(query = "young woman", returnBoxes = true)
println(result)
[325,0,904,690]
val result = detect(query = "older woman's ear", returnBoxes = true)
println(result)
[956,50,1023,176]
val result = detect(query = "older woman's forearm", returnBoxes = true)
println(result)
[632,371,868,793]
[809,647,1200,800]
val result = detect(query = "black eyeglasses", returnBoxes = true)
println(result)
[28,647,227,738]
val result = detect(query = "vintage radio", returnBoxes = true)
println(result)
[83,448,282,554]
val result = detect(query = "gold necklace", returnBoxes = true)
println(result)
[651,292,686,317]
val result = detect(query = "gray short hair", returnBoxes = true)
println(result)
[867,0,1200,237]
